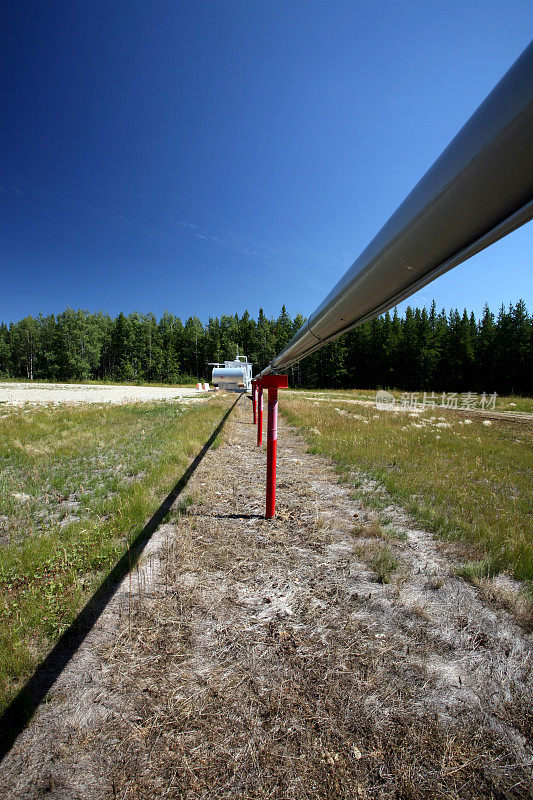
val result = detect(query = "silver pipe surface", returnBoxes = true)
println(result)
[261,42,533,376]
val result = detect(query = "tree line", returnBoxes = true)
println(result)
[0,300,531,395]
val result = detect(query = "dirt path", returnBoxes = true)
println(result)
[0,400,531,798]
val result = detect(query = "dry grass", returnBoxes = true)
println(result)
[351,520,384,539]
[457,562,533,630]
[100,576,528,799]
[89,496,531,799]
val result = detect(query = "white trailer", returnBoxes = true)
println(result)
[210,355,253,393]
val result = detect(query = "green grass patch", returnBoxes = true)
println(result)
[371,547,399,584]
[0,396,231,711]
[211,433,223,450]
[456,559,498,583]
[176,493,196,514]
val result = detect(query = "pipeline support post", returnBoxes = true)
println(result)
[266,387,278,519]
[259,374,288,519]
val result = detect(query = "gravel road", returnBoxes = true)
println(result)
[0,382,205,406]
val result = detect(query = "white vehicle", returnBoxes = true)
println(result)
[210,354,253,393]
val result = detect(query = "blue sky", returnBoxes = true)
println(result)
[1,1,531,326]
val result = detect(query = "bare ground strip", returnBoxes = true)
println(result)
[0,400,531,799]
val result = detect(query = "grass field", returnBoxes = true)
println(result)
[1,386,531,719]
[0,395,230,712]
[282,392,533,595]
[287,387,533,414]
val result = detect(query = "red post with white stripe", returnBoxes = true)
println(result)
[257,385,263,447]
[266,387,278,519]
[259,374,288,519]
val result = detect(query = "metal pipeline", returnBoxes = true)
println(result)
[260,42,533,376]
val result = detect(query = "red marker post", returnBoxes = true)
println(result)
[259,374,288,519]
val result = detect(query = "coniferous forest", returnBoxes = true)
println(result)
[0,300,531,395]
